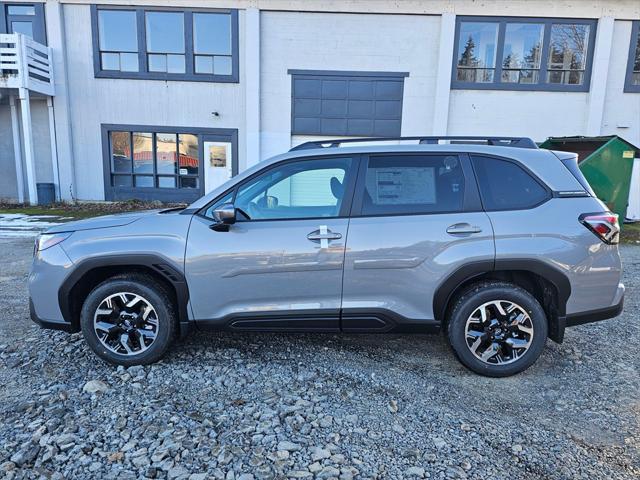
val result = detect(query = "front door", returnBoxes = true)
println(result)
[341,152,495,330]
[202,135,234,194]
[185,155,357,330]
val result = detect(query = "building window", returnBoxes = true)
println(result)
[103,125,237,202]
[1,3,47,44]
[452,17,597,92]
[625,21,640,93]
[289,70,409,137]
[97,10,138,72]
[91,6,238,82]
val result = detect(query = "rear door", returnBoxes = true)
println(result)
[341,152,495,330]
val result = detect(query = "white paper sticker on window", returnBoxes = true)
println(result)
[374,167,435,205]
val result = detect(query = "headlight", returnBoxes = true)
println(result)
[35,232,73,252]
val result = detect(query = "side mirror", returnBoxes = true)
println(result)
[211,203,236,231]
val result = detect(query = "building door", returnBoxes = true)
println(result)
[1,3,46,44]
[202,135,235,194]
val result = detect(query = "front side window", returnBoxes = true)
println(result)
[625,21,640,92]
[359,155,465,216]
[233,158,353,221]
[471,155,549,210]
[453,17,596,91]
[93,6,238,81]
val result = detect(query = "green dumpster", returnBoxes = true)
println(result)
[540,136,638,220]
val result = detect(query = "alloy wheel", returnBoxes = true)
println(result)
[93,292,159,356]
[464,300,534,365]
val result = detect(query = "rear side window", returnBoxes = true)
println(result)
[360,154,465,215]
[471,155,549,210]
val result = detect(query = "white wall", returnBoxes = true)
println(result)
[601,20,640,147]
[62,4,247,200]
[448,91,591,142]
[0,100,53,202]
[260,11,441,159]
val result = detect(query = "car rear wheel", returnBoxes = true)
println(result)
[80,274,176,366]
[447,281,548,377]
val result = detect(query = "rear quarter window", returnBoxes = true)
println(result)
[471,155,550,211]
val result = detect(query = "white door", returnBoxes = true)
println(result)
[203,140,233,194]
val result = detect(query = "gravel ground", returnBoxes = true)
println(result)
[0,236,638,480]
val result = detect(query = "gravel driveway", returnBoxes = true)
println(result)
[0,236,638,480]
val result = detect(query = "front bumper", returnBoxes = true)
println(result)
[29,243,75,331]
[29,298,78,333]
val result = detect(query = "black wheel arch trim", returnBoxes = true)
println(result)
[58,254,191,333]
[433,258,572,340]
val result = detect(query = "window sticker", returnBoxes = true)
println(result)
[374,167,435,205]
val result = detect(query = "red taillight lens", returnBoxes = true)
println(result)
[579,213,619,244]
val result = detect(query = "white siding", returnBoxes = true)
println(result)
[62,4,247,200]
[448,91,591,142]
[260,11,441,158]
[602,20,640,147]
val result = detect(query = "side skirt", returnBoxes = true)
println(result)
[195,309,440,334]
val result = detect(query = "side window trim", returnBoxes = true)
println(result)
[624,21,640,93]
[198,155,361,223]
[350,152,479,218]
[469,153,552,212]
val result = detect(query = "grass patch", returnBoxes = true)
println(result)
[621,222,640,244]
[0,200,186,221]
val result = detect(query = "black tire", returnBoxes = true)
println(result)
[447,281,548,377]
[80,274,177,366]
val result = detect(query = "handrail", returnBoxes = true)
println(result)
[0,33,55,96]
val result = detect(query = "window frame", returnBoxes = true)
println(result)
[451,16,598,92]
[350,152,482,218]
[198,154,361,223]
[91,5,239,83]
[469,153,553,212]
[0,2,47,44]
[624,21,640,93]
[101,124,238,203]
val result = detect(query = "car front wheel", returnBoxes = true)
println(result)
[447,281,548,377]
[80,274,176,366]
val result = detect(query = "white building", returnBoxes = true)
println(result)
[1,0,639,204]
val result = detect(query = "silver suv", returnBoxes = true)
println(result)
[29,137,624,377]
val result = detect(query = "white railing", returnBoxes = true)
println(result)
[0,33,55,96]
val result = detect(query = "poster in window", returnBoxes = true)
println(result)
[375,167,435,204]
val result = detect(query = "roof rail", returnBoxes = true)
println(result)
[290,136,538,151]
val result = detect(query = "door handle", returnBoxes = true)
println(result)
[307,226,342,248]
[446,223,482,235]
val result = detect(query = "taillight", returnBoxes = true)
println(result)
[579,213,619,244]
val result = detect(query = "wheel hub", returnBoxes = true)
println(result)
[464,300,534,365]
[93,292,159,356]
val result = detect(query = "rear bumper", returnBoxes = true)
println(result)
[565,298,624,327]
[552,283,624,342]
